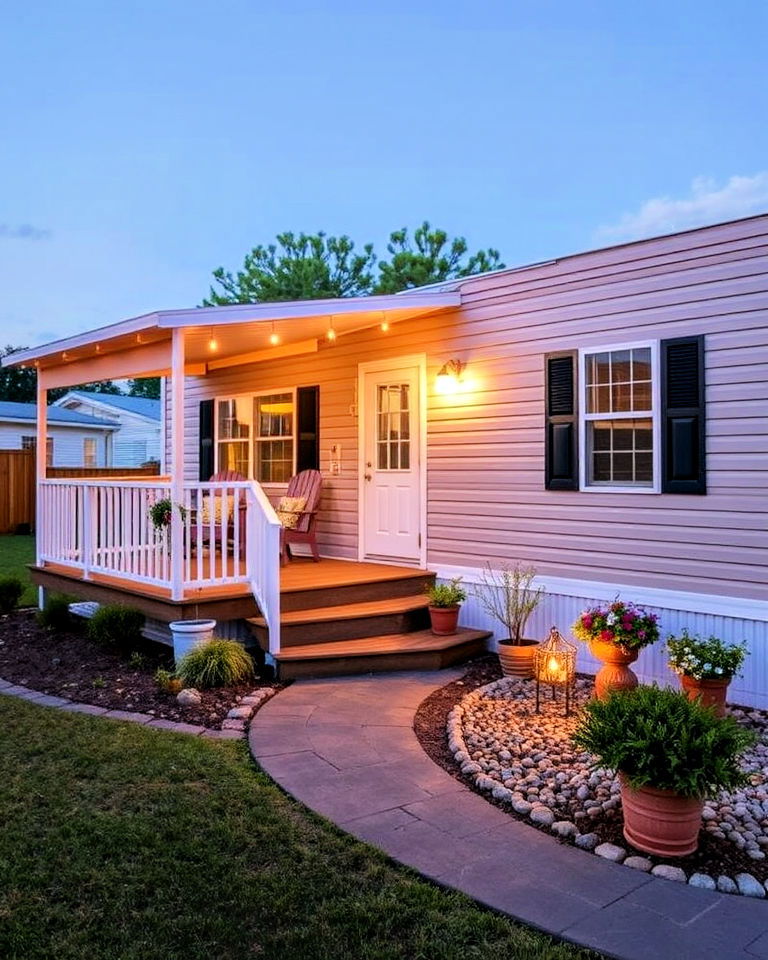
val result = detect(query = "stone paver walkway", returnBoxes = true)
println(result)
[250,671,768,960]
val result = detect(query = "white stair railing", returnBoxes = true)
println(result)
[244,480,282,658]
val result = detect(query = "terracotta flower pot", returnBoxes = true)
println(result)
[588,639,639,699]
[498,638,540,679]
[619,774,703,857]
[680,675,730,718]
[428,605,460,636]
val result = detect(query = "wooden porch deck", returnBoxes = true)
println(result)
[30,556,431,623]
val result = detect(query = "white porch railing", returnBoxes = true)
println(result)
[38,478,282,655]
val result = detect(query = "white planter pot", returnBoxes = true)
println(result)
[169,619,216,664]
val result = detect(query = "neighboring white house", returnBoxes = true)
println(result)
[53,391,163,468]
[0,401,116,467]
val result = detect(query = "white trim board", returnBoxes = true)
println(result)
[435,563,768,623]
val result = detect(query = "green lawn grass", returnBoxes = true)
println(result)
[0,697,597,960]
[0,534,35,606]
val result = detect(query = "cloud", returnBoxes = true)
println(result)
[596,173,768,244]
[0,223,51,241]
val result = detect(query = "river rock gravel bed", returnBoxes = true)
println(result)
[442,671,768,898]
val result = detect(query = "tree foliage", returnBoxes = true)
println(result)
[204,224,504,304]
[128,377,161,399]
[203,232,376,305]
[374,222,504,294]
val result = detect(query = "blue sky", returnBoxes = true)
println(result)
[1,0,766,346]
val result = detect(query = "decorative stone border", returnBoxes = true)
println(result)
[448,676,768,900]
[0,676,277,739]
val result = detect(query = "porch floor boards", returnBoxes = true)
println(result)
[36,557,427,602]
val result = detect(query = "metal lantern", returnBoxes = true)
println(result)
[534,626,577,716]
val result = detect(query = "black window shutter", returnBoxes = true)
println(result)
[198,399,214,481]
[545,352,578,490]
[661,335,706,494]
[296,386,320,472]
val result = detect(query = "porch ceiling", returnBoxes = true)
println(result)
[2,291,461,385]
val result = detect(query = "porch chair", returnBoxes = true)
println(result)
[278,469,323,565]
[200,470,248,558]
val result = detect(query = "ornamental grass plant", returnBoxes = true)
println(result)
[177,639,255,689]
[668,630,747,681]
[573,684,755,798]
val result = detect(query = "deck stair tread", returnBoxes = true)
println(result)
[273,628,492,662]
[280,564,436,593]
[248,594,430,628]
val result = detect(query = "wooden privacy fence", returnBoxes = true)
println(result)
[0,450,35,533]
[47,465,162,479]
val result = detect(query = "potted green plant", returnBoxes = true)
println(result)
[572,600,659,698]
[667,630,747,717]
[425,578,466,636]
[474,563,544,678]
[573,684,754,857]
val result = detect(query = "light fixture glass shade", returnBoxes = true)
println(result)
[435,359,465,394]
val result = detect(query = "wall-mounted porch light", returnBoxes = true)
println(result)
[435,358,465,394]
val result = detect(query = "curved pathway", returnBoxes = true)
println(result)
[250,670,768,960]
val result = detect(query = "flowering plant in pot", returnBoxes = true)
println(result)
[474,563,544,678]
[667,630,747,717]
[572,600,659,698]
[425,578,466,636]
[573,684,755,857]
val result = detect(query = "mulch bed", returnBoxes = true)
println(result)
[0,609,278,730]
[414,655,767,884]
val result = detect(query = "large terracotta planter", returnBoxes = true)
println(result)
[429,605,460,636]
[498,638,540,679]
[588,639,639,699]
[680,675,730,718]
[620,774,703,857]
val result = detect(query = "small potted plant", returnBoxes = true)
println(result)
[572,600,659,698]
[667,630,747,717]
[425,578,466,635]
[474,563,544,678]
[573,684,754,857]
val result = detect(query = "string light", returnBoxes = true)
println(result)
[380,311,389,333]
[208,326,218,352]
[269,321,280,346]
[326,316,337,342]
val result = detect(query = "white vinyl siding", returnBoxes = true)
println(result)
[0,424,109,467]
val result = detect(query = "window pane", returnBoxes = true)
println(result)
[612,350,631,383]
[594,353,610,385]
[632,380,652,410]
[584,346,654,415]
[218,441,249,476]
[612,381,632,412]
[632,348,652,380]
[588,418,653,487]
[256,393,293,438]
[378,441,388,470]
[256,439,293,484]
[218,398,251,439]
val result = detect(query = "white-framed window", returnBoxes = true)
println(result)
[215,389,296,484]
[21,435,54,466]
[83,437,97,468]
[578,341,660,493]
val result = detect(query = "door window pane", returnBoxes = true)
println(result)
[376,383,411,471]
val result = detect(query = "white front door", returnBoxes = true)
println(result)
[360,358,424,564]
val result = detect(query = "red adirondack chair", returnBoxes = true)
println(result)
[279,469,323,564]
[200,470,248,558]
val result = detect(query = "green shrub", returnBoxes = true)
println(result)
[177,639,254,689]
[87,605,145,648]
[426,577,466,607]
[37,594,75,631]
[573,684,755,798]
[154,669,182,694]
[0,576,23,614]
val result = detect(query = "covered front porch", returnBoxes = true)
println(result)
[7,290,461,663]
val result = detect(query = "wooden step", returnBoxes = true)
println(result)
[247,594,431,647]
[273,628,492,680]
[279,568,436,612]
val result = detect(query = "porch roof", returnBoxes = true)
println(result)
[2,291,461,389]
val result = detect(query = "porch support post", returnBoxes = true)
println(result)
[170,328,186,600]
[35,380,47,562]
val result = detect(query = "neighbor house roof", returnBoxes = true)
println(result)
[57,391,161,421]
[0,401,117,429]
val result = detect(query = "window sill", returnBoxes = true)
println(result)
[579,485,659,495]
